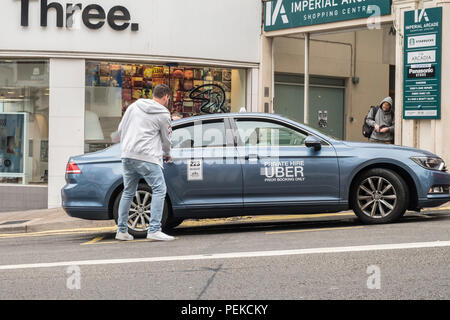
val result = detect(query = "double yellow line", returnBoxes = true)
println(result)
[1,206,448,241]
[0,226,117,239]
[180,212,355,227]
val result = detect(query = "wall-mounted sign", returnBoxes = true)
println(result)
[264,0,392,31]
[15,0,139,31]
[0,113,28,183]
[403,7,442,119]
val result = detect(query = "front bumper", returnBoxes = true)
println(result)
[417,170,450,208]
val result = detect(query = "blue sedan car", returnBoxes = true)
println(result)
[62,113,450,237]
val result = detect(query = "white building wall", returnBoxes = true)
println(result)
[0,0,261,65]
[48,59,85,208]
[394,0,450,167]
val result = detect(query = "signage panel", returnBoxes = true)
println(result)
[264,0,392,31]
[403,7,442,119]
[0,113,28,182]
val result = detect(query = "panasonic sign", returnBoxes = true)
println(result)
[14,0,139,31]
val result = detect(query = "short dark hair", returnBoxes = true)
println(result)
[153,84,171,99]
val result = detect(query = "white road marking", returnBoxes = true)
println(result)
[0,241,449,271]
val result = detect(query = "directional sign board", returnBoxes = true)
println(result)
[403,7,442,119]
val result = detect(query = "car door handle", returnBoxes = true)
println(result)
[245,154,260,160]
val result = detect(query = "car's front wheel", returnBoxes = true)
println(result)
[112,183,172,238]
[351,168,408,224]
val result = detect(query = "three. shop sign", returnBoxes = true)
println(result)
[264,0,392,31]
[14,0,139,31]
[403,7,442,119]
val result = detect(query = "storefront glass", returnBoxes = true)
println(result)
[85,61,247,152]
[0,60,49,184]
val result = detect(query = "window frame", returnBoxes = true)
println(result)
[171,118,234,149]
[230,117,331,148]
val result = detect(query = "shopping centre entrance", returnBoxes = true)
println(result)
[260,0,450,167]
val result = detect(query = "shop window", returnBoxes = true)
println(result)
[85,61,246,153]
[0,60,49,185]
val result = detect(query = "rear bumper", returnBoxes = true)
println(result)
[62,183,112,220]
[62,207,111,220]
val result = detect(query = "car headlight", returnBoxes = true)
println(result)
[411,156,446,171]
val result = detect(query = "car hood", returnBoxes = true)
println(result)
[340,141,438,157]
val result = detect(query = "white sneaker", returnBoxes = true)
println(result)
[147,231,175,241]
[115,232,134,241]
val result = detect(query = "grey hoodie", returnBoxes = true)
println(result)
[366,97,395,142]
[118,99,172,168]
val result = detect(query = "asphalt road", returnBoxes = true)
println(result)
[0,210,449,302]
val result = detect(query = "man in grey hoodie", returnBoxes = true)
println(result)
[115,84,175,241]
[366,96,395,144]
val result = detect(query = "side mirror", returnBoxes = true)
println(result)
[305,135,322,151]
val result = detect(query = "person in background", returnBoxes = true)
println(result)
[366,96,395,144]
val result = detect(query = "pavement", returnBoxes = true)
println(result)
[0,207,116,234]
[0,202,448,235]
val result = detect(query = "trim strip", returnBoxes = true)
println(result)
[0,50,259,69]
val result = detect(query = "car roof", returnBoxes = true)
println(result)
[173,112,294,125]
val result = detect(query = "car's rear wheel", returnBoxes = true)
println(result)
[351,168,408,224]
[113,183,174,238]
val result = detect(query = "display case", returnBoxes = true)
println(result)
[0,112,29,184]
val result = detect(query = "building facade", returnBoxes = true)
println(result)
[259,0,450,170]
[1,0,449,212]
[0,0,261,210]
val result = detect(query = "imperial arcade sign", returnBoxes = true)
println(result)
[264,0,392,31]
[403,7,442,119]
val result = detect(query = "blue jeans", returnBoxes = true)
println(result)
[117,158,167,234]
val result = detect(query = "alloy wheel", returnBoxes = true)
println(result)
[357,176,397,219]
[128,190,152,232]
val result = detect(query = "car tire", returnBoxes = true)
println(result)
[351,168,408,224]
[112,183,172,238]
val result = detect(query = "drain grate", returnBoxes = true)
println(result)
[0,220,30,226]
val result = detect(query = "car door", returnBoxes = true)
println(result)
[164,118,243,213]
[231,117,340,212]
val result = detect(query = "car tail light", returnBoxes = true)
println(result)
[66,162,82,174]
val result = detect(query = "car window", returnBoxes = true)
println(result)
[235,120,307,147]
[172,121,227,149]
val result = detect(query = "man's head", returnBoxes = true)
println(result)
[153,84,171,107]
[380,96,393,112]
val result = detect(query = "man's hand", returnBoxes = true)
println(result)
[164,156,173,163]
[380,127,390,133]
[375,124,380,132]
